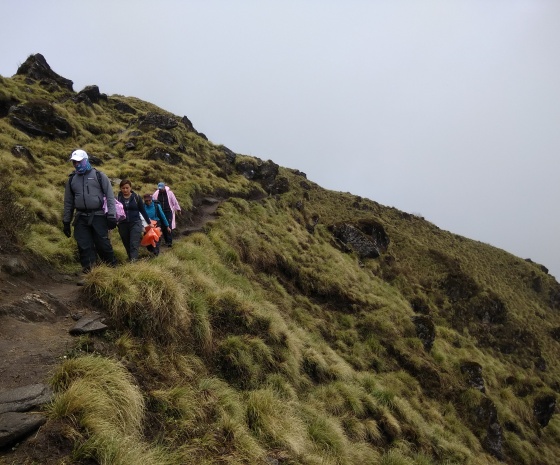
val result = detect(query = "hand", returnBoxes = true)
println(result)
[167,227,171,233]
[107,218,118,230]
[63,222,71,238]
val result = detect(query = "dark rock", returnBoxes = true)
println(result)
[441,271,480,303]
[412,315,435,351]
[11,145,35,162]
[221,145,237,164]
[9,100,73,139]
[300,180,311,190]
[470,396,504,459]
[483,421,504,460]
[0,412,47,448]
[534,395,556,427]
[16,53,73,91]
[125,141,136,150]
[74,85,105,105]
[237,160,257,179]
[410,297,430,315]
[266,175,290,195]
[87,154,104,166]
[113,101,137,114]
[0,384,53,414]
[330,220,389,259]
[69,314,108,335]
[460,361,486,393]
[1,256,33,277]
[181,115,206,139]
[0,291,69,322]
[0,92,19,118]
[155,130,176,145]
[138,112,178,130]
[147,147,182,165]
[289,169,307,178]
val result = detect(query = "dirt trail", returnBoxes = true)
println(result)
[0,197,223,391]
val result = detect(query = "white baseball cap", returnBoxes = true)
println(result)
[70,149,89,161]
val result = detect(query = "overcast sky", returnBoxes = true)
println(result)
[2,0,559,279]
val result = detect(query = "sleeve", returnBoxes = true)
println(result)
[99,171,116,219]
[62,177,75,223]
[168,190,181,212]
[137,195,151,225]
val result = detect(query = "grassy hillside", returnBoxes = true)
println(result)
[1,54,559,465]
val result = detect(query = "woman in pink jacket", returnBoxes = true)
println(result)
[152,182,181,247]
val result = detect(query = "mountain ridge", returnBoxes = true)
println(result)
[0,53,559,465]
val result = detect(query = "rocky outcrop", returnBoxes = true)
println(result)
[236,158,289,195]
[412,315,435,351]
[16,53,73,91]
[8,100,73,139]
[138,112,178,130]
[181,115,207,139]
[74,85,106,105]
[10,145,35,162]
[533,394,556,427]
[0,92,19,118]
[147,147,183,165]
[329,220,389,259]
[460,361,486,393]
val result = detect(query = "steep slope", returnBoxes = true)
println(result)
[0,54,559,465]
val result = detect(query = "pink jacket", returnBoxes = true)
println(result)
[152,186,181,229]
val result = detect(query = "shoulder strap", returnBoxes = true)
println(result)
[94,169,105,195]
[68,172,76,194]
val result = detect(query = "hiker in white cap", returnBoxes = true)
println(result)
[62,149,117,273]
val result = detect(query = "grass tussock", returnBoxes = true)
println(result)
[84,261,190,344]
[48,355,176,465]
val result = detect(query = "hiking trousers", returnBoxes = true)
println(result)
[118,220,143,261]
[73,213,116,270]
[161,210,173,245]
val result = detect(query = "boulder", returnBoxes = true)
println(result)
[74,85,106,105]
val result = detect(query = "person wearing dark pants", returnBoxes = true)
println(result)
[143,193,171,256]
[73,214,116,270]
[63,149,117,273]
[117,179,151,262]
[152,182,181,247]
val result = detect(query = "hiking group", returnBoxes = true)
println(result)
[62,149,181,275]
